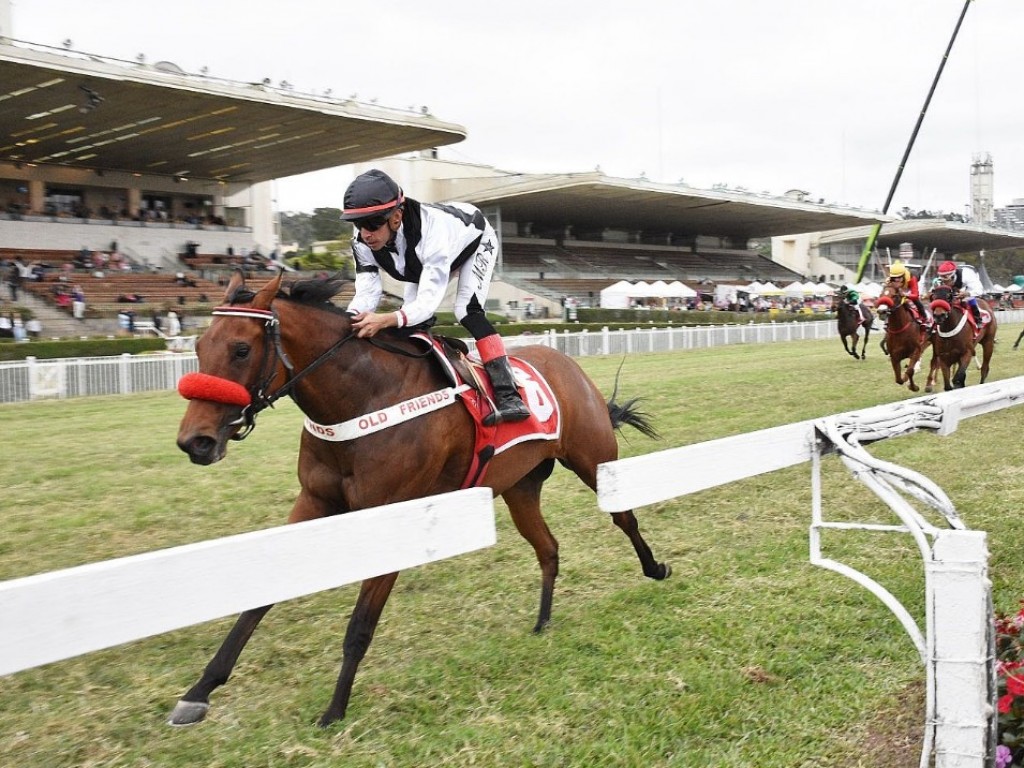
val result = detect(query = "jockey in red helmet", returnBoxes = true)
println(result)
[936,260,984,325]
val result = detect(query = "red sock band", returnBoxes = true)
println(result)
[177,372,251,406]
[475,334,506,363]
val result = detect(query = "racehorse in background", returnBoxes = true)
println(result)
[925,284,997,391]
[834,288,874,360]
[171,270,670,729]
[875,282,931,392]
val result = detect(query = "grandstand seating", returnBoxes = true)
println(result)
[499,238,802,306]
[9,243,355,320]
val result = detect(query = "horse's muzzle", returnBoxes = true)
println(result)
[177,434,224,465]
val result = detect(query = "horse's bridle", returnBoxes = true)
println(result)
[182,303,439,440]
[200,305,357,441]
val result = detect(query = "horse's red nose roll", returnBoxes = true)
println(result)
[177,372,251,406]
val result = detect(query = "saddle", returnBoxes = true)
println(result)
[408,332,561,488]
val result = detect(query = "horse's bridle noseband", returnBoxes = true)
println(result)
[203,305,355,441]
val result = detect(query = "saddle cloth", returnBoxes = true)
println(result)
[410,333,562,488]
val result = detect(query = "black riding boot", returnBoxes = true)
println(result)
[970,303,982,325]
[483,356,530,425]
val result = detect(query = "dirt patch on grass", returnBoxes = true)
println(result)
[850,679,927,768]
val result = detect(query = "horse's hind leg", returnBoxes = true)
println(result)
[609,510,672,581]
[168,604,274,725]
[561,454,672,584]
[502,460,560,633]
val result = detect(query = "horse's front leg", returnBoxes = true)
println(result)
[168,489,331,727]
[859,330,870,360]
[924,352,938,393]
[168,604,274,725]
[318,572,399,727]
[890,354,906,386]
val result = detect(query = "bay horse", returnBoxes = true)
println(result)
[874,282,931,392]
[924,285,997,391]
[834,290,873,360]
[171,270,670,728]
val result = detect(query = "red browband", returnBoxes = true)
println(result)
[930,299,951,313]
[178,372,252,406]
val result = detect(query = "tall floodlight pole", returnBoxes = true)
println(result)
[854,0,974,282]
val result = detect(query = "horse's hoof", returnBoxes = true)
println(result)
[317,712,342,729]
[167,699,209,727]
[657,562,672,580]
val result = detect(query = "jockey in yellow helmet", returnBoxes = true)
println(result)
[886,261,931,328]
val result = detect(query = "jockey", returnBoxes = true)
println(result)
[342,168,530,425]
[936,260,984,326]
[839,285,871,324]
[886,261,931,329]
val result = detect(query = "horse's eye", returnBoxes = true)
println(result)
[233,343,251,360]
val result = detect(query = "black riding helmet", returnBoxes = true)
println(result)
[340,169,404,221]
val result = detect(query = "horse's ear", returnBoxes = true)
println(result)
[252,270,284,310]
[224,269,245,302]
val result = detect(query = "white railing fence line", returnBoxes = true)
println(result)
[4,310,1024,404]
[598,376,1024,768]
[0,488,495,677]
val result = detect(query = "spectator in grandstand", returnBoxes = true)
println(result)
[166,310,181,336]
[71,285,86,320]
[12,316,26,342]
[0,312,12,338]
[6,262,20,300]
[341,168,529,424]
[25,317,41,339]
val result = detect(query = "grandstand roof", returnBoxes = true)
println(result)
[817,218,1024,255]
[461,172,891,240]
[0,43,466,183]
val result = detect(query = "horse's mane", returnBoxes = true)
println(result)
[227,273,351,315]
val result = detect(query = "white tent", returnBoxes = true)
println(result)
[813,282,835,295]
[744,281,765,294]
[599,280,697,308]
[599,280,635,309]
[853,281,883,299]
[760,282,783,295]
[1006,284,1022,293]
[782,281,807,297]
[990,284,1006,293]
[666,280,697,298]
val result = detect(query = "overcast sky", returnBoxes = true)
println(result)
[9,0,1023,215]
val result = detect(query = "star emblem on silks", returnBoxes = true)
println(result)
[481,239,495,254]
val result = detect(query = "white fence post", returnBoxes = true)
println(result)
[930,531,992,768]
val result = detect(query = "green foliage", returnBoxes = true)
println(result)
[0,336,166,361]
[278,211,315,250]
[311,206,346,242]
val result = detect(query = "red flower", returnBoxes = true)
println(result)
[999,693,1015,714]
[1008,673,1024,697]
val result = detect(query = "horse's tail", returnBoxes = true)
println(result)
[606,358,659,439]
[607,396,659,439]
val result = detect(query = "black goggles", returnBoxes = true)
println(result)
[353,214,391,231]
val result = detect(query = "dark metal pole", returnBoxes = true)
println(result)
[854,0,974,282]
